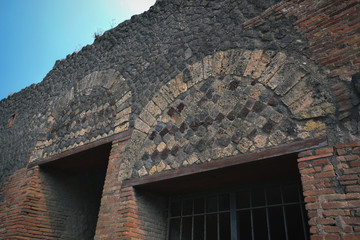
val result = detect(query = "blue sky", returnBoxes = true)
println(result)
[0,0,156,101]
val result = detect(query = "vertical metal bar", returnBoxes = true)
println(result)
[217,195,220,240]
[280,186,289,240]
[180,199,183,240]
[230,192,237,240]
[192,199,194,240]
[297,183,309,240]
[264,188,271,240]
[250,189,255,240]
[204,198,207,240]
[168,198,171,240]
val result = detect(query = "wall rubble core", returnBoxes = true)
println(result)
[0,0,359,239]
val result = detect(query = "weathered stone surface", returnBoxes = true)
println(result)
[244,50,263,77]
[252,50,274,79]
[1,0,348,204]
[127,51,323,175]
[157,160,166,172]
[134,118,151,134]
[254,134,267,148]
[116,107,131,121]
[123,47,335,177]
[272,64,307,96]
[269,130,286,145]
[237,137,253,153]
[152,92,169,111]
[352,72,360,96]
[293,102,336,120]
[3,0,353,195]
[187,61,203,88]
[281,79,311,107]
[258,52,287,84]
[163,81,178,102]
[157,142,166,152]
[1,2,358,239]
[139,109,156,127]
[288,92,314,114]
[138,166,148,177]
[301,120,326,131]
[116,92,131,109]
[145,100,162,118]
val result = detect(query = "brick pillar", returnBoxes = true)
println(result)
[0,167,57,239]
[0,168,28,239]
[297,142,360,240]
[95,135,131,239]
[117,186,168,239]
[117,186,146,239]
[95,132,168,239]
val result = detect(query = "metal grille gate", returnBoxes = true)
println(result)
[168,179,309,240]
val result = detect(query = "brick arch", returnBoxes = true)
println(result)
[124,48,336,179]
[29,69,131,163]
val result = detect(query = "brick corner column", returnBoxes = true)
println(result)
[117,186,146,240]
[95,134,139,239]
[0,166,57,239]
[298,142,360,240]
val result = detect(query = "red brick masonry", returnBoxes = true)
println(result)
[298,142,360,240]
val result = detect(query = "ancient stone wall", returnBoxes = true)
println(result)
[0,0,359,239]
[0,0,306,188]
[126,48,336,179]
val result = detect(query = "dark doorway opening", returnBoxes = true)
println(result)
[39,143,111,239]
[167,178,309,240]
[131,153,309,240]
[164,153,309,240]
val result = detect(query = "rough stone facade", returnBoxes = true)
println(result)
[0,0,359,239]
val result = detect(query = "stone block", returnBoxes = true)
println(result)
[269,130,286,145]
[244,50,263,77]
[269,110,283,123]
[288,91,314,114]
[259,52,287,84]
[236,50,253,75]
[107,71,125,90]
[149,166,157,175]
[254,134,268,148]
[187,61,203,88]
[273,63,307,96]
[252,50,274,79]
[213,51,228,75]
[139,109,156,127]
[219,50,234,75]
[115,91,131,109]
[301,120,326,131]
[226,49,245,75]
[138,166,148,177]
[145,100,162,117]
[222,144,236,157]
[203,55,214,79]
[134,118,151,134]
[114,115,129,127]
[188,153,198,164]
[281,78,311,107]
[175,73,188,95]
[162,82,177,102]
[253,115,267,128]
[116,107,131,120]
[152,92,169,111]
[157,142,166,152]
[294,102,336,120]
[157,160,166,172]
[237,137,252,153]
